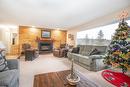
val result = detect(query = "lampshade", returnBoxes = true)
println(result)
[0,41,6,49]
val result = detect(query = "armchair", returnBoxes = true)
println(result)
[21,43,31,54]
[25,48,39,61]
[21,43,39,61]
[53,44,67,57]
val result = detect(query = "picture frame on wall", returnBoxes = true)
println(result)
[68,34,71,38]
[68,34,74,40]
[12,33,17,45]
[41,30,51,38]
[71,35,74,40]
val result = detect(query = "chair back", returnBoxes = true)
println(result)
[22,43,31,51]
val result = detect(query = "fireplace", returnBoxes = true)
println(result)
[38,40,53,52]
[41,46,50,50]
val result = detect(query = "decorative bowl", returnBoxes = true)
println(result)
[66,74,80,85]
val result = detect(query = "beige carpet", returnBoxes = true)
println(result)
[19,54,114,87]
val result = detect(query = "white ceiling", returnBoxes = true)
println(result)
[0,0,130,29]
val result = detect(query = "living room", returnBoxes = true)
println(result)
[0,0,130,87]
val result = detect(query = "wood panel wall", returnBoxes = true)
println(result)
[19,26,67,54]
[51,30,67,48]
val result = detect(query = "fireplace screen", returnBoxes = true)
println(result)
[38,42,53,51]
[41,46,50,50]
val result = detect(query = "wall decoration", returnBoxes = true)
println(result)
[68,34,71,38]
[12,33,17,45]
[41,30,51,38]
[71,35,74,40]
[68,34,74,40]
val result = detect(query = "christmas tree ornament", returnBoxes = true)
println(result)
[120,47,127,54]
[119,40,128,46]
[110,40,117,44]
[126,44,130,49]
[127,58,130,65]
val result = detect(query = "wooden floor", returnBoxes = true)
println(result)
[33,70,98,87]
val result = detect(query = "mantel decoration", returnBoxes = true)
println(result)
[103,11,130,87]
[66,59,80,85]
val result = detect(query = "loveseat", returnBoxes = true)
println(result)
[67,45,107,71]
[0,59,19,87]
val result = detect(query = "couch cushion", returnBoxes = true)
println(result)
[0,69,18,86]
[89,48,101,55]
[71,47,80,54]
[0,53,8,72]
[79,45,84,54]
[79,45,93,56]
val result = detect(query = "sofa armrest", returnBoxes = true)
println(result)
[89,55,105,71]
[7,59,19,70]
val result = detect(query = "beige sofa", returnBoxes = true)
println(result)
[67,45,107,71]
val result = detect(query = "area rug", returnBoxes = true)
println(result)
[102,70,130,87]
[20,54,112,87]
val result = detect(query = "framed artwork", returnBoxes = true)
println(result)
[68,34,71,38]
[12,33,17,45]
[41,30,51,38]
[68,34,74,40]
[71,35,74,40]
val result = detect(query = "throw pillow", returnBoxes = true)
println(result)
[0,51,8,72]
[89,48,101,55]
[71,47,80,54]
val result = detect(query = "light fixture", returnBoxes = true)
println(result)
[57,28,60,30]
[31,26,35,28]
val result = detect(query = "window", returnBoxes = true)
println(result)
[77,20,130,46]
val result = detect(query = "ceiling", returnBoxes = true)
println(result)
[0,0,130,29]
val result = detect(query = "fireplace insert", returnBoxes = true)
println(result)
[38,42,53,51]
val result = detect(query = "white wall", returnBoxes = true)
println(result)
[67,6,130,46]
[0,25,19,53]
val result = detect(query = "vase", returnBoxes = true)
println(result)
[66,59,80,85]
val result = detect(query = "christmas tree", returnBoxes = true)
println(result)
[104,19,130,73]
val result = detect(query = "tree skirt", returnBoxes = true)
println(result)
[102,70,130,87]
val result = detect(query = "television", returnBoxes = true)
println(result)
[41,30,51,38]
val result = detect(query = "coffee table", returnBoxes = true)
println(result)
[33,70,98,87]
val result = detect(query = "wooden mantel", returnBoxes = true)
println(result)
[36,37,53,42]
